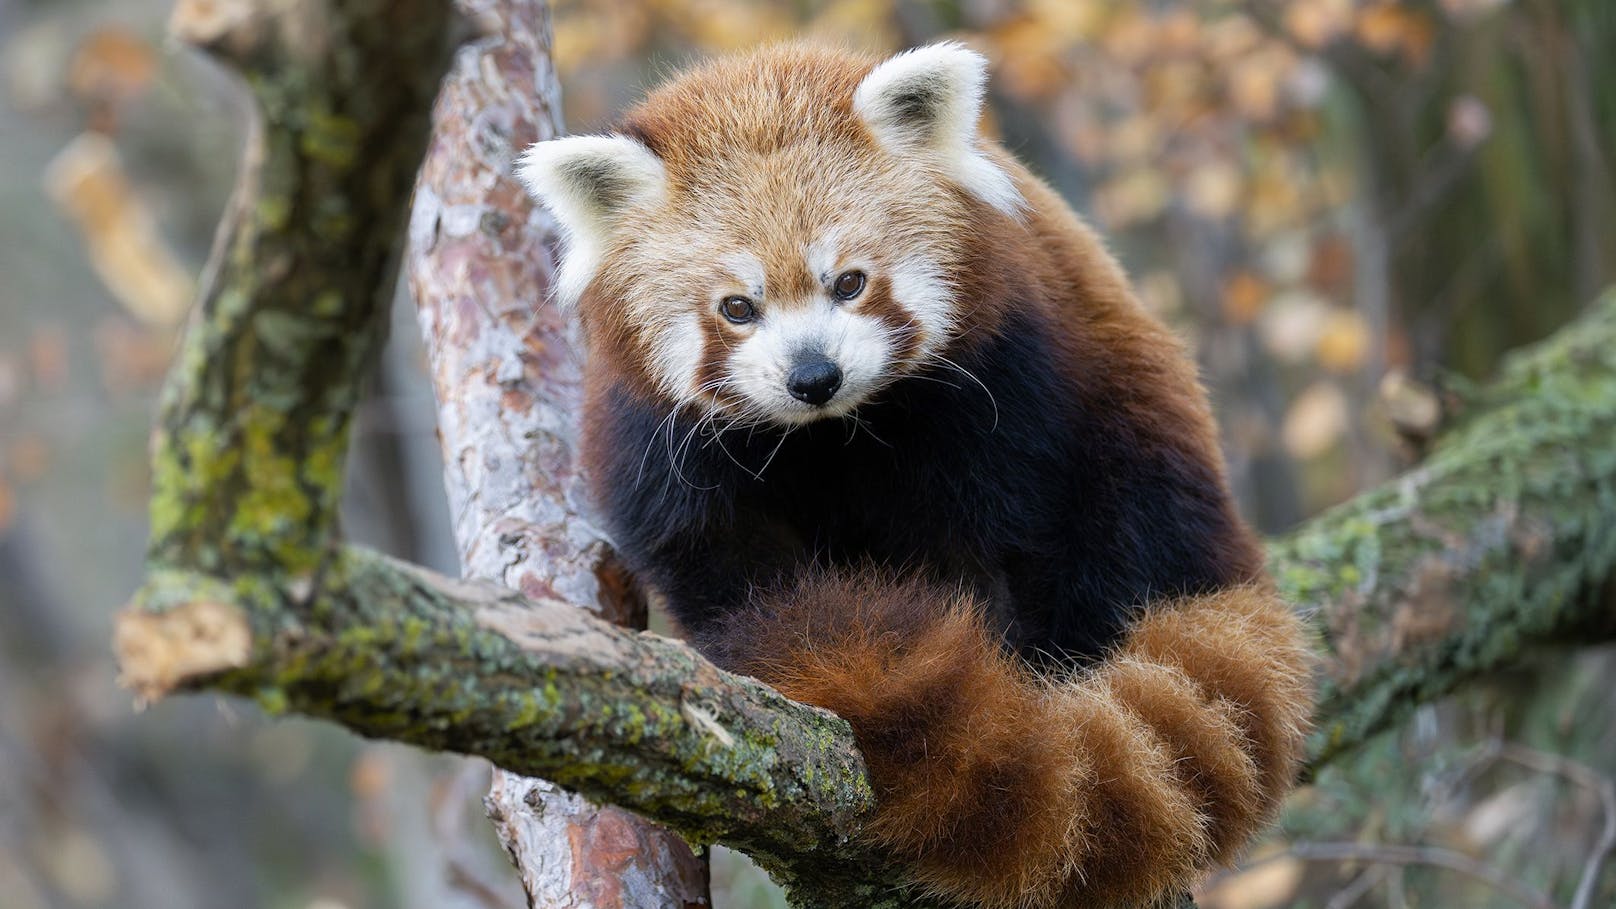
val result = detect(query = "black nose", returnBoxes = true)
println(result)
[786,359,842,406]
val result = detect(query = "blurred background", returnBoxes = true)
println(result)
[1,0,1613,907]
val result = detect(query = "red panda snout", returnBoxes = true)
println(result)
[725,298,895,424]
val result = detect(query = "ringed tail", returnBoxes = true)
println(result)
[703,571,1314,909]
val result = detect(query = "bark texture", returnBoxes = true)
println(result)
[116,0,1616,906]
[1274,299,1616,765]
[147,0,452,580]
[402,1,706,903]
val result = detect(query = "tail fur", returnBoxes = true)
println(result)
[702,571,1314,909]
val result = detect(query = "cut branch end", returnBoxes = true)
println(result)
[114,598,252,702]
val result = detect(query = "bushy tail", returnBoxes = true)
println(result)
[701,571,1314,909]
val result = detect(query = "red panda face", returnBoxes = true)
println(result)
[585,142,966,426]
[517,42,1024,426]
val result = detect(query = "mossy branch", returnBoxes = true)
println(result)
[147,0,454,578]
[120,548,897,899]
[1274,293,1616,766]
[117,0,1616,905]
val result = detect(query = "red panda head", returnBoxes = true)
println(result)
[518,42,1024,425]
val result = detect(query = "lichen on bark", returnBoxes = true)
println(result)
[1275,288,1616,766]
[145,0,454,581]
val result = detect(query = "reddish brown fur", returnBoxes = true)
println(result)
[713,575,1311,909]
[707,572,1089,907]
[950,178,1267,584]
[577,43,1264,581]
[1121,588,1317,813]
[579,43,1312,909]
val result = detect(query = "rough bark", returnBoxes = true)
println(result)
[145,0,453,580]
[115,0,1616,905]
[402,1,707,903]
[1274,296,1616,765]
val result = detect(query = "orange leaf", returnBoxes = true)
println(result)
[1284,0,1353,49]
[1222,272,1270,325]
[44,133,196,326]
[67,26,156,104]
[1355,2,1435,66]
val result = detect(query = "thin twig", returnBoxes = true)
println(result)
[1494,742,1616,909]
[1286,842,1555,909]
[1326,863,1394,909]
[1225,839,1556,909]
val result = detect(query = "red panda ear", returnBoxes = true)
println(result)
[515,134,666,307]
[853,42,1024,217]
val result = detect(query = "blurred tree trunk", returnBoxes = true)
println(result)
[1312,0,1616,378]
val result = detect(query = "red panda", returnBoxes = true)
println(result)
[517,42,1314,909]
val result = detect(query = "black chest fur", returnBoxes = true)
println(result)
[590,312,1245,664]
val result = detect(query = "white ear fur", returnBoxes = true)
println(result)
[515,134,667,307]
[853,42,1024,217]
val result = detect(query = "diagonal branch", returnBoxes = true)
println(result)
[1274,294,1616,765]
[144,0,454,579]
[121,551,878,863]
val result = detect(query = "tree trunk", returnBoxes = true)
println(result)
[403,1,708,905]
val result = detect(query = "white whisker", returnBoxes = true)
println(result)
[922,350,999,432]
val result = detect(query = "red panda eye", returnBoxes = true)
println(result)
[720,295,756,323]
[832,270,866,301]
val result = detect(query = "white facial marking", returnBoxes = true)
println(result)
[888,257,955,358]
[728,303,891,425]
[806,233,840,284]
[646,311,704,401]
[719,251,767,299]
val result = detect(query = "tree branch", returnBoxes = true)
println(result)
[115,0,1616,905]
[120,550,888,894]
[145,0,453,577]
[1274,297,1616,765]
